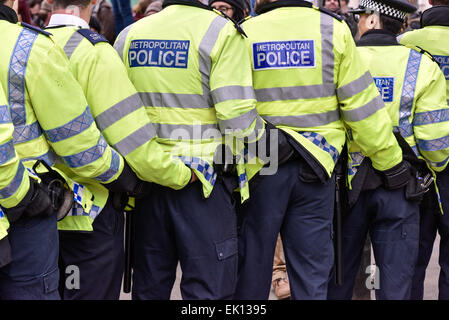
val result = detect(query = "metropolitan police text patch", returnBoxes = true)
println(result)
[129,40,190,68]
[434,55,449,80]
[374,77,394,103]
[252,40,315,70]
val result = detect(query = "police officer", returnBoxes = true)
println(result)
[0,83,55,294]
[399,0,449,300]
[327,0,449,300]
[0,0,141,299]
[235,0,406,300]
[115,0,266,299]
[44,0,196,300]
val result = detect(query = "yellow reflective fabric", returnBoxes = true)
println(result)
[49,26,192,191]
[0,21,125,231]
[0,83,28,240]
[115,5,263,201]
[400,22,449,102]
[355,45,449,173]
[0,84,30,210]
[242,6,402,181]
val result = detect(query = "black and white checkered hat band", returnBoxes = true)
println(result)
[359,0,408,20]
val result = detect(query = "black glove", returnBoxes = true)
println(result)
[377,160,411,190]
[103,161,152,197]
[4,178,53,224]
[244,121,295,167]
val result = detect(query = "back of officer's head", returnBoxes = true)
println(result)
[430,0,449,4]
[52,0,91,9]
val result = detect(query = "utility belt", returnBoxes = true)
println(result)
[31,160,74,221]
[245,123,330,192]
[347,132,433,208]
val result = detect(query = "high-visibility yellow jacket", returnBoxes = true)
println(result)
[399,6,449,104]
[114,1,265,201]
[0,85,29,240]
[0,21,126,231]
[47,21,194,230]
[354,30,449,176]
[242,1,403,183]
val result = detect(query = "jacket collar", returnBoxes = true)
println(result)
[255,0,313,15]
[47,14,89,29]
[0,2,18,24]
[356,29,400,47]
[162,0,212,11]
[421,6,449,28]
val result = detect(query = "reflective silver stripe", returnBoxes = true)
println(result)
[211,86,256,105]
[139,92,209,109]
[263,109,340,127]
[44,107,93,143]
[13,122,42,144]
[96,94,143,131]
[0,163,25,199]
[198,16,228,102]
[113,122,157,156]
[218,108,258,131]
[336,71,374,101]
[413,109,449,126]
[0,141,15,165]
[63,31,84,59]
[114,24,133,62]
[341,95,384,122]
[255,83,335,102]
[0,105,11,124]
[62,135,108,168]
[154,123,220,140]
[417,135,449,152]
[94,148,121,182]
[9,28,38,126]
[21,149,57,167]
[320,12,334,84]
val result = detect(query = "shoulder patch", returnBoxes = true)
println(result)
[20,22,52,37]
[77,29,109,45]
[316,6,343,22]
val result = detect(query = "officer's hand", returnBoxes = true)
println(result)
[377,160,411,190]
[129,179,153,199]
[189,169,198,184]
[3,178,53,224]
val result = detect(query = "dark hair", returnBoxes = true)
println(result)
[380,14,403,34]
[53,0,90,9]
[30,0,43,7]
[431,0,449,4]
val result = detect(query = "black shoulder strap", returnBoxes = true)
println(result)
[211,8,247,37]
[21,22,52,37]
[77,28,109,45]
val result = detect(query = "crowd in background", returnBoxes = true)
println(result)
[13,0,422,46]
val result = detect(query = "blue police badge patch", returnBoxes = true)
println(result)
[129,40,190,68]
[374,77,395,103]
[434,55,449,80]
[252,40,315,70]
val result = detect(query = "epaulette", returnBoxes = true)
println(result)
[212,8,248,38]
[20,22,52,37]
[77,29,109,45]
[241,15,253,23]
[314,6,344,22]
[405,44,439,66]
